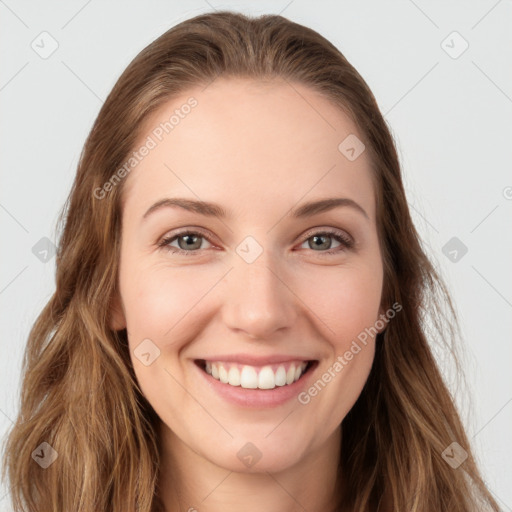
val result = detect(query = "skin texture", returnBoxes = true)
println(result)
[110,78,385,512]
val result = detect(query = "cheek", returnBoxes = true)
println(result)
[297,262,383,345]
[121,254,382,343]
[120,260,225,342]
[295,267,381,422]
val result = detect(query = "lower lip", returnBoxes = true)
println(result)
[194,360,319,408]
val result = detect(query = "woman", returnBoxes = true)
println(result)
[1,10,499,512]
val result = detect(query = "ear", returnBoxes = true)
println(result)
[108,293,126,331]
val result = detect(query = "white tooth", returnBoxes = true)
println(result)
[258,366,276,389]
[228,366,241,386]
[240,366,258,389]
[219,364,229,383]
[208,361,309,388]
[286,364,296,385]
[274,365,287,386]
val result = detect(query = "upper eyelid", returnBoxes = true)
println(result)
[161,227,217,244]
[159,225,353,247]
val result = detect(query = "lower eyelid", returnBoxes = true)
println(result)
[159,232,212,251]
[159,230,353,254]
[299,235,347,250]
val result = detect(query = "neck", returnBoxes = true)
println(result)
[156,421,342,512]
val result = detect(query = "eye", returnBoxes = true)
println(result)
[298,229,354,255]
[157,228,354,256]
[158,229,213,256]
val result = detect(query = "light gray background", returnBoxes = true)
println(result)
[1,1,511,510]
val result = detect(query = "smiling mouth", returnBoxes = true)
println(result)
[194,359,317,390]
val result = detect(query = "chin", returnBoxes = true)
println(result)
[202,436,309,474]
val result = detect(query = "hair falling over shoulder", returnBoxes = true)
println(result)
[1,10,500,512]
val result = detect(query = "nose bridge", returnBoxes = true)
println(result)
[221,243,297,339]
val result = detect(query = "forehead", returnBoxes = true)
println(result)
[121,77,375,224]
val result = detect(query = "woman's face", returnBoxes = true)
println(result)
[111,77,385,473]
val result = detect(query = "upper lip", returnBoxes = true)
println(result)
[196,354,316,366]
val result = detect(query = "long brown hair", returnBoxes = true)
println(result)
[1,10,499,511]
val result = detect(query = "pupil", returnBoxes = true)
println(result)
[181,234,199,249]
[312,235,329,250]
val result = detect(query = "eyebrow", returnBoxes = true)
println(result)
[142,197,369,221]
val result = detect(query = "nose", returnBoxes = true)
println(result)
[221,254,298,340]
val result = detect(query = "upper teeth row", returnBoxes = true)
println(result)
[205,361,308,390]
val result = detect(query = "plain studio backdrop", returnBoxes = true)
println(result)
[0,1,511,510]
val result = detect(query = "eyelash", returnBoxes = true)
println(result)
[157,228,354,257]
